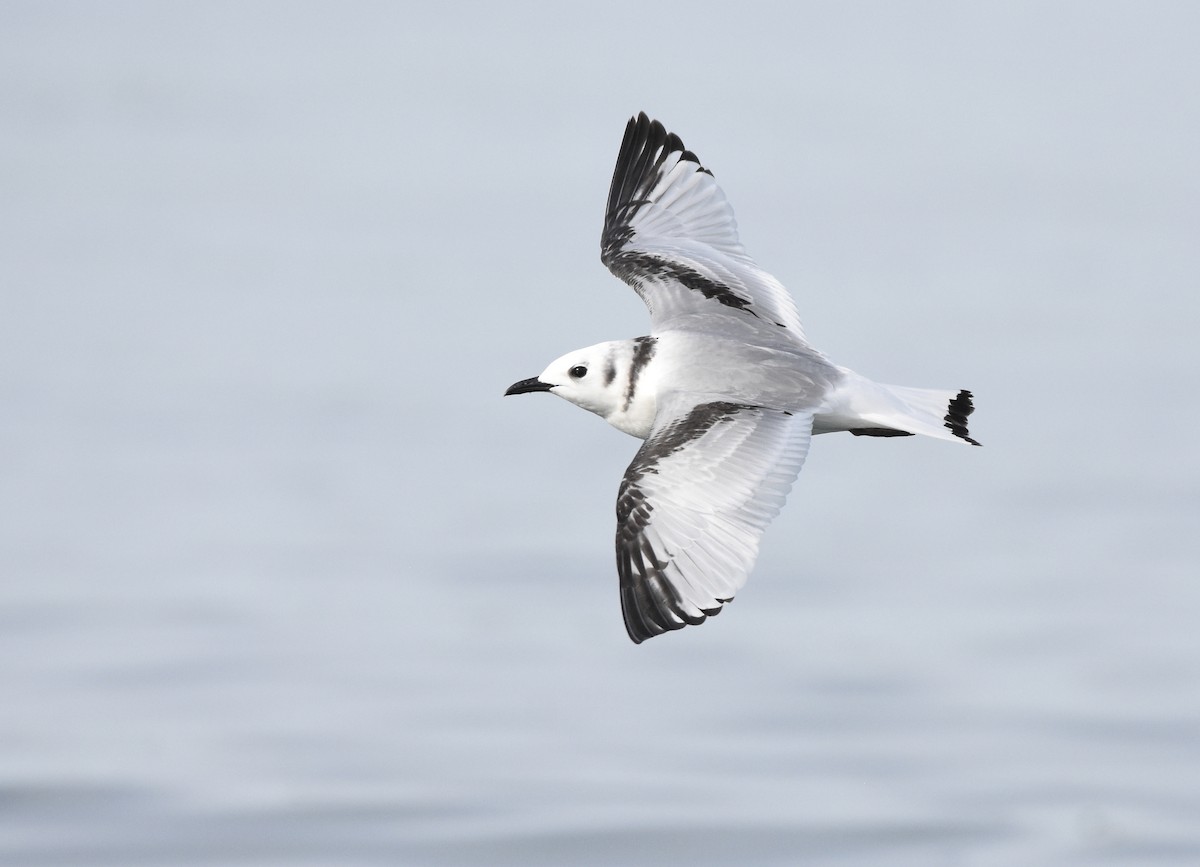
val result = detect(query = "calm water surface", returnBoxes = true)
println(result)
[2,4,1198,865]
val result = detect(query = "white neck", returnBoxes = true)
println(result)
[602,337,659,439]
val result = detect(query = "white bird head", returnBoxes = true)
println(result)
[505,338,658,438]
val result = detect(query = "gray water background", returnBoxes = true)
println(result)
[2,2,1198,864]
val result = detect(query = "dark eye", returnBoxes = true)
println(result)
[569,365,587,379]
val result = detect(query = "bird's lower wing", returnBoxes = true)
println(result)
[615,394,813,643]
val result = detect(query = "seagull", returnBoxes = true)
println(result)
[506,112,979,644]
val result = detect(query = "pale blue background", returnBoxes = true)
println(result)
[2,2,1198,864]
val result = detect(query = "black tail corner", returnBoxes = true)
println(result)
[945,390,981,446]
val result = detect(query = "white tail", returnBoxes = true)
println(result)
[814,372,980,445]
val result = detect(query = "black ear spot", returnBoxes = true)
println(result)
[569,365,588,379]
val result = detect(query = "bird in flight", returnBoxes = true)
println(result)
[506,112,979,644]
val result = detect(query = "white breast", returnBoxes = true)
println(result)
[605,389,658,439]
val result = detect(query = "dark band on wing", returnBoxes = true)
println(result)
[624,401,747,484]
[850,427,914,438]
[616,401,755,643]
[601,112,710,265]
[609,251,762,318]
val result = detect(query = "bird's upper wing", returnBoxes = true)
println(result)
[615,393,813,643]
[601,112,808,343]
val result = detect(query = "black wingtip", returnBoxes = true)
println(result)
[945,390,981,446]
[606,113,710,248]
[619,537,703,644]
[621,575,689,644]
[626,112,705,168]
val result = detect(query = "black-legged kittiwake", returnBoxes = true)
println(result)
[506,112,979,644]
